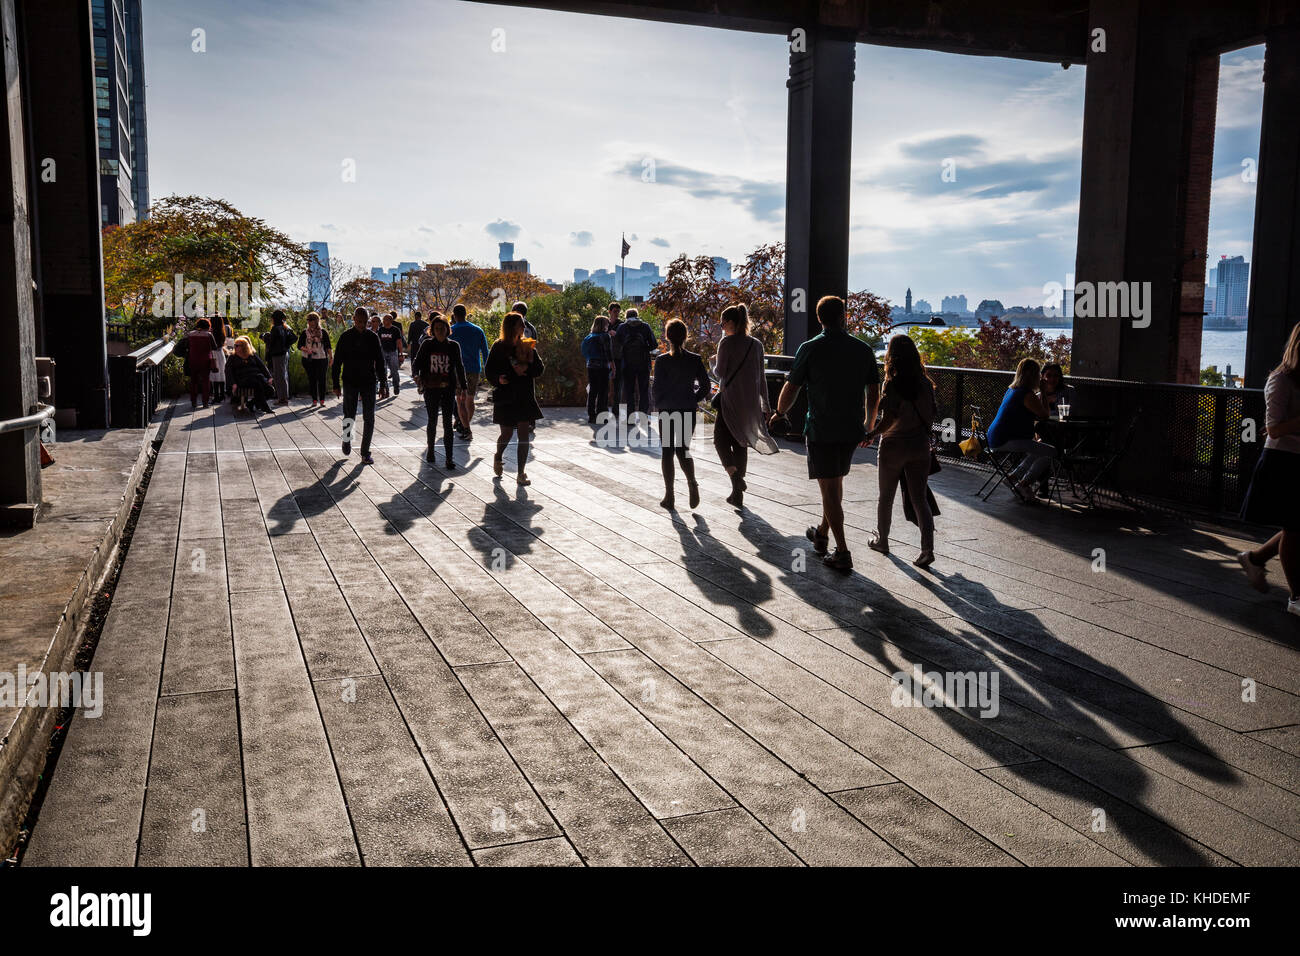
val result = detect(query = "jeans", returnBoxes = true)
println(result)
[384,350,401,392]
[877,436,933,553]
[622,363,651,417]
[587,366,609,420]
[713,413,748,480]
[304,358,328,402]
[270,353,290,402]
[994,438,1055,484]
[424,387,455,459]
[341,382,377,455]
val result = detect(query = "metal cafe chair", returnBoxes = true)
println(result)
[968,405,1029,503]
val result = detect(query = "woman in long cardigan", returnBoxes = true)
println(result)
[484,311,545,486]
[711,303,778,508]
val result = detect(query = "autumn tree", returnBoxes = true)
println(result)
[102,195,313,334]
[645,254,735,358]
[461,270,554,310]
[407,260,485,314]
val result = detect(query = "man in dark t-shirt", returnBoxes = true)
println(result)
[377,313,406,395]
[332,307,389,463]
[771,295,879,572]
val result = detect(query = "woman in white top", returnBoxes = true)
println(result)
[711,303,777,509]
[1237,321,1300,617]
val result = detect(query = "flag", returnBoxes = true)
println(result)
[621,236,630,259]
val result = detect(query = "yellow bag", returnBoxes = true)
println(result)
[959,417,982,458]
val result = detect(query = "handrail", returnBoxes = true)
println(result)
[0,404,55,436]
[128,337,174,367]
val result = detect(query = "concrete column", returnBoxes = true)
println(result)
[1072,1,1215,384]
[1245,26,1300,388]
[21,0,108,428]
[0,0,40,519]
[784,30,854,354]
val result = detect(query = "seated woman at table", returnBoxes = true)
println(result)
[987,357,1055,502]
[1039,362,1076,416]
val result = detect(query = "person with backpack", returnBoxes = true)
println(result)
[581,316,614,423]
[261,310,296,406]
[412,314,467,468]
[711,303,778,508]
[613,307,657,421]
[652,319,710,510]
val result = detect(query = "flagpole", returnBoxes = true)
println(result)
[620,232,626,301]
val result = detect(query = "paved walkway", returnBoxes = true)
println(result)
[23,390,1300,866]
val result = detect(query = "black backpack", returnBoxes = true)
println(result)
[619,322,651,367]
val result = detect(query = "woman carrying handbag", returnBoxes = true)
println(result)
[711,304,777,509]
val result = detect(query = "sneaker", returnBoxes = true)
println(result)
[914,550,936,569]
[823,549,853,572]
[806,525,829,556]
[867,533,890,556]
[445,458,456,471]
[342,441,351,456]
[361,453,375,465]
[1237,551,1269,593]
[1287,595,1300,618]
[517,472,530,487]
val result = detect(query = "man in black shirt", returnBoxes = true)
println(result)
[407,310,429,351]
[332,307,389,464]
[377,312,406,395]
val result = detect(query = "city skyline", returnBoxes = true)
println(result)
[143,1,1263,313]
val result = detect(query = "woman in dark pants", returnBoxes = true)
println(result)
[184,319,218,408]
[582,316,614,423]
[412,315,467,468]
[711,303,778,508]
[652,319,710,510]
[484,311,545,486]
[1237,321,1300,618]
[297,311,332,408]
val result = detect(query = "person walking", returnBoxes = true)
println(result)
[613,307,657,421]
[864,334,936,568]
[378,312,406,395]
[412,315,467,468]
[1237,321,1300,618]
[986,358,1055,501]
[209,315,228,402]
[582,316,614,423]
[606,301,624,415]
[512,301,538,340]
[226,336,274,414]
[184,318,218,408]
[770,295,880,572]
[484,311,544,486]
[711,303,778,508]
[297,311,333,408]
[449,303,490,440]
[407,310,429,351]
[651,319,709,510]
[331,307,388,464]
[262,310,295,406]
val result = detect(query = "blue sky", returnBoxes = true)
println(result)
[142,0,1264,311]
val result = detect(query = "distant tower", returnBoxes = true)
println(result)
[498,242,515,268]
[905,288,912,315]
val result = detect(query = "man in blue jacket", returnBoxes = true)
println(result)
[448,304,490,440]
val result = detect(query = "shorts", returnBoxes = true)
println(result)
[464,372,481,393]
[807,440,858,479]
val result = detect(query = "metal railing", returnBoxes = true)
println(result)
[0,404,55,436]
[763,357,1266,516]
[109,337,175,428]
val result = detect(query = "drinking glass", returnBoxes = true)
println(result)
[1059,403,1071,421]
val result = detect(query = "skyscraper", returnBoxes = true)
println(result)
[711,257,732,282]
[498,242,515,266]
[93,0,149,227]
[308,242,331,309]
[941,294,968,314]
[1214,255,1249,318]
[905,288,912,315]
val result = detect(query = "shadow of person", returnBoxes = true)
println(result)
[266,459,361,535]
[847,565,1238,864]
[668,512,775,638]
[462,478,545,572]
